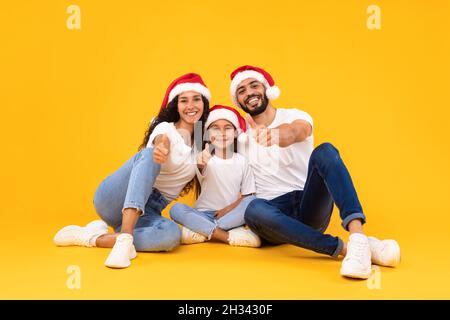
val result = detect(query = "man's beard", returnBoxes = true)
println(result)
[240,94,269,116]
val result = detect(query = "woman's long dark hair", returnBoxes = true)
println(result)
[139,96,210,199]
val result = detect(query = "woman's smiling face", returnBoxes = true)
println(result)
[177,91,204,125]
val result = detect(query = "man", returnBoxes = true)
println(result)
[231,65,400,279]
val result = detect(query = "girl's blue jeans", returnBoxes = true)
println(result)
[170,196,256,239]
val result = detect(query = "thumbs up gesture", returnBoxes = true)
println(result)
[153,134,171,164]
[246,115,277,147]
[197,143,212,170]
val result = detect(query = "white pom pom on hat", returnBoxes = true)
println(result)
[265,85,281,101]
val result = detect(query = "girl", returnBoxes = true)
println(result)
[170,105,261,247]
[54,73,211,268]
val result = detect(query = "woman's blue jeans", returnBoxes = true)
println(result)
[93,148,181,252]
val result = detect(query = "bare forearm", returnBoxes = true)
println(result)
[277,124,301,147]
[228,194,254,210]
[153,135,163,146]
[276,123,310,147]
[226,197,243,212]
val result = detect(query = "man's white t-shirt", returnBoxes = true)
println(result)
[147,122,196,202]
[238,108,314,200]
[194,153,256,211]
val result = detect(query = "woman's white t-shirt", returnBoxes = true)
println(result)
[147,122,196,202]
[194,153,256,212]
[238,108,314,200]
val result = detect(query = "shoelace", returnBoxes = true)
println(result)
[73,228,92,247]
[373,242,386,262]
[110,237,132,255]
[230,230,252,245]
[347,240,369,264]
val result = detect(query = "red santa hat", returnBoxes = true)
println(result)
[160,73,211,111]
[205,105,248,144]
[229,65,280,106]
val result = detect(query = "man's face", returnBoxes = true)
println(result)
[236,78,268,116]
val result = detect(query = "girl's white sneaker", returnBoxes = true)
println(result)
[227,226,261,248]
[181,226,207,244]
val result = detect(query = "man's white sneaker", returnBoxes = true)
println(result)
[228,226,261,248]
[368,236,401,267]
[53,220,108,247]
[340,233,372,279]
[181,226,207,244]
[104,233,136,269]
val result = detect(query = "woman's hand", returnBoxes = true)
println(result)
[153,134,171,164]
[197,143,212,171]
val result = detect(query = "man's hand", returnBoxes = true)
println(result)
[197,143,212,170]
[246,115,278,147]
[247,115,311,148]
[153,134,170,164]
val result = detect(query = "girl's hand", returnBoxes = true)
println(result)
[153,134,170,164]
[214,196,246,219]
[197,143,212,170]
[214,205,232,219]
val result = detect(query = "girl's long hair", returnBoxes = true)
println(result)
[139,96,210,199]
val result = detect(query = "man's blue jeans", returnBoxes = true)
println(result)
[244,143,366,258]
[93,148,181,252]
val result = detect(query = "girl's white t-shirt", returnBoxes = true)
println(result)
[147,122,196,202]
[238,108,314,200]
[194,153,256,212]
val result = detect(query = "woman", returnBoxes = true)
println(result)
[54,73,211,269]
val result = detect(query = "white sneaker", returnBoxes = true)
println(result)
[181,226,207,244]
[104,233,136,269]
[227,226,261,248]
[340,233,372,279]
[53,220,108,247]
[368,236,401,267]
[85,220,108,233]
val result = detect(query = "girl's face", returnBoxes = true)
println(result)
[177,91,204,125]
[208,119,236,150]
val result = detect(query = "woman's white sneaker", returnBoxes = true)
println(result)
[340,233,372,279]
[181,226,207,244]
[53,220,108,247]
[227,226,261,248]
[85,220,108,233]
[368,236,401,267]
[104,233,136,269]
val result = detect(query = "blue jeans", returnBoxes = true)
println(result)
[244,143,366,258]
[93,148,181,252]
[170,196,256,239]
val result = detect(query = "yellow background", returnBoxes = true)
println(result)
[1,0,449,299]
